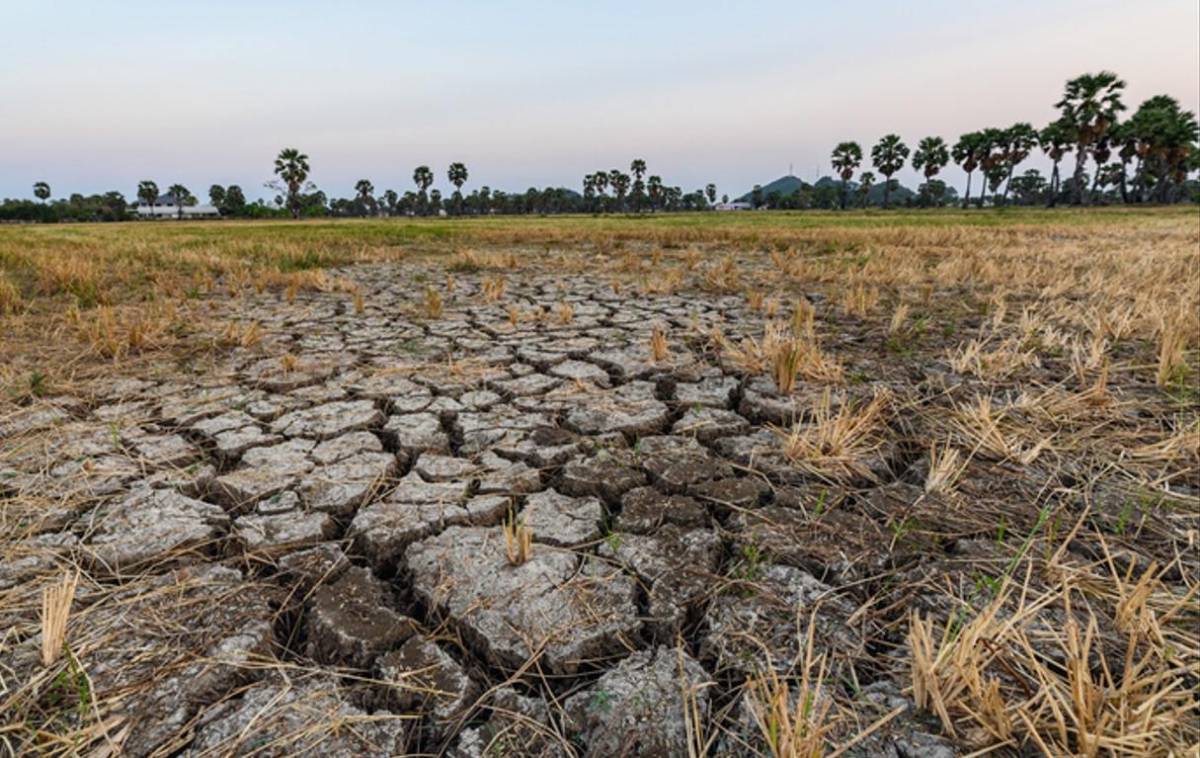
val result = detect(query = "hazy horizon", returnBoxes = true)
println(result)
[3,0,1198,203]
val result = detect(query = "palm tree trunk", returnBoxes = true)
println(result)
[1002,165,1016,204]
[882,176,891,209]
[962,171,972,209]
[1133,157,1146,202]
[840,180,847,211]
[1071,146,1087,205]
[1118,162,1128,203]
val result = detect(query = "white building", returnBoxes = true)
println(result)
[714,201,752,211]
[135,193,220,219]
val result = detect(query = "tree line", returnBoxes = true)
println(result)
[3,70,1195,223]
[821,72,1198,210]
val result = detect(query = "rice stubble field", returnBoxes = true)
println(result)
[0,208,1198,756]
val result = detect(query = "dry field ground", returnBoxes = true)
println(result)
[0,208,1197,757]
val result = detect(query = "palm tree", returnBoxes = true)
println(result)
[1038,119,1074,207]
[951,132,986,209]
[447,162,469,213]
[911,137,949,205]
[273,148,310,219]
[705,183,717,206]
[591,170,609,211]
[208,185,226,210]
[609,170,630,211]
[582,174,596,212]
[167,184,190,220]
[447,162,468,190]
[413,165,434,194]
[870,135,910,208]
[413,166,434,215]
[975,128,1007,207]
[646,176,664,211]
[382,189,398,216]
[630,159,647,181]
[997,123,1038,203]
[830,141,863,210]
[355,179,375,216]
[1056,71,1126,205]
[33,182,51,203]
[137,180,158,217]
[857,172,875,208]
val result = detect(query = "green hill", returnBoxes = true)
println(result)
[736,175,806,202]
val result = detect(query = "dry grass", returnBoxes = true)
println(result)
[773,389,891,482]
[743,617,837,758]
[910,560,1200,755]
[423,285,443,319]
[722,323,844,387]
[650,324,670,363]
[40,571,79,667]
[503,513,533,566]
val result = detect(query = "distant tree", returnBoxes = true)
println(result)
[1123,95,1199,202]
[413,165,434,214]
[648,176,664,211]
[223,185,246,216]
[1009,169,1048,205]
[429,188,442,214]
[911,136,949,206]
[137,180,159,217]
[830,141,863,210]
[751,184,764,209]
[951,132,986,209]
[609,170,630,211]
[998,123,1038,203]
[630,159,647,181]
[870,134,910,208]
[274,148,311,219]
[33,182,51,203]
[447,162,468,213]
[382,189,398,216]
[592,170,609,211]
[721,193,729,204]
[413,165,434,193]
[208,184,226,209]
[705,183,717,205]
[354,179,376,216]
[1038,119,1074,207]
[1056,71,1126,205]
[975,128,1006,206]
[582,174,596,212]
[857,172,875,208]
[167,184,191,219]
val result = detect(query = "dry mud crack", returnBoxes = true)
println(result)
[2,258,1196,757]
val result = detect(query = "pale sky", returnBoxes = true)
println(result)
[2,0,1197,202]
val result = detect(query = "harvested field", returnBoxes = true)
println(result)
[1,209,1198,756]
